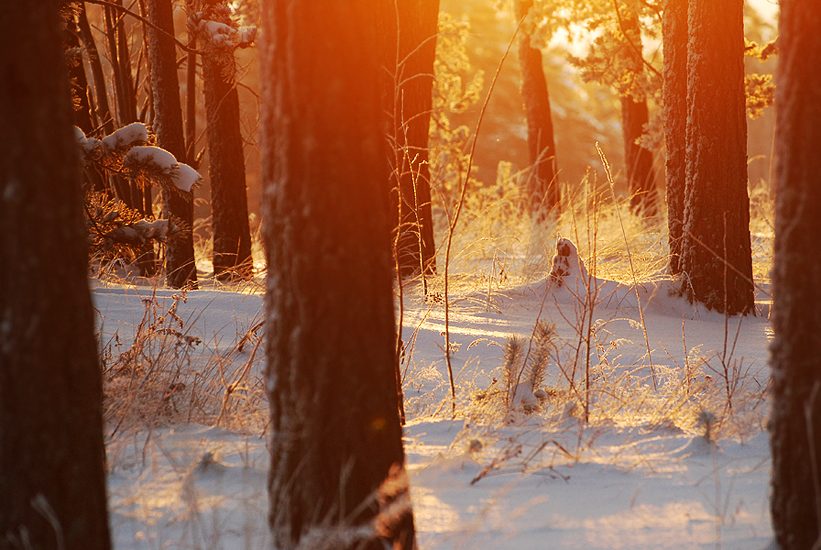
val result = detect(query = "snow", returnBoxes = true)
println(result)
[102,122,148,152]
[123,146,177,170]
[123,146,201,192]
[198,19,256,48]
[95,244,775,549]
[173,162,201,193]
[73,125,100,153]
[199,20,237,48]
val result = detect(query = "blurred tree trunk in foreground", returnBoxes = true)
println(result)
[386,0,440,277]
[146,0,198,288]
[260,1,416,548]
[769,1,821,548]
[516,0,560,218]
[0,1,112,548]
[679,0,753,315]
[662,0,687,275]
[201,4,252,281]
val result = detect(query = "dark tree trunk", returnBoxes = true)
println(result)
[619,3,657,217]
[77,2,114,135]
[0,2,112,548]
[63,17,94,135]
[104,1,156,275]
[387,0,439,277]
[260,0,415,548]
[662,0,687,275]
[679,0,753,315]
[64,9,108,195]
[185,39,197,164]
[202,40,252,280]
[516,0,560,217]
[145,0,198,289]
[621,95,657,216]
[769,2,821,548]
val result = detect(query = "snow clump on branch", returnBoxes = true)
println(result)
[123,146,201,193]
[198,19,256,48]
[101,122,149,153]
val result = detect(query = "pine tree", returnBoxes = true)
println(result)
[0,1,111,547]
[662,0,687,274]
[198,4,253,280]
[387,0,440,277]
[260,0,415,548]
[517,0,560,217]
[769,1,821,548]
[679,0,754,315]
[146,0,198,288]
[617,0,657,216]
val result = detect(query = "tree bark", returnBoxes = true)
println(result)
[78,2,115,135]
[202,28,252,280]
[387,0,439,277]
[679,0,753,315]
[260,1,415,548]
[145,0,198,289]
[621,95,657,216]
[0,2,112,548]
[662,0,687,274]
[769,2,821,548]
[516,0,560,218]
[619,2,657,217]
[103,1,156,275]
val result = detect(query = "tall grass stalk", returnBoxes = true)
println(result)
[442,13,524,416]
[596,143,657,390]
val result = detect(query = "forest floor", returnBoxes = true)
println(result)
[97,223,775,549]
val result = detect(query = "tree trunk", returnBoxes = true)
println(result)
[621,95,657,216]
[145,0,198,289]
[0,2,112,548]
[769,2,821,548]
[202,35,252,280]
[679,0,753,315]
[662,0,687,275]
[619,2,657,217]
[63,16,94,135]
[516,0,560,218]
[388,0,439,277]
[260,1,415,548]
[77,2,115,135]
[104,1,156,275]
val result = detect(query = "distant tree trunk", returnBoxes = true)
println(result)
[619,2,657,217]
[516,0,559,218]
[621,96,657,215]
[146,0,198,289]
[389,0,440,277]
[78,2,115,135]
[679,0,753,315]
[63,9,109,194]
[201,18,252,280]
[769,2,821,548]
[0,2,112,548]
[104,1,156,275]
[662,0,687,275]
[185,36,197,164]
[63,15,94,135]
[260,0,415,548]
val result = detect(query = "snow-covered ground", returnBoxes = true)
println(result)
[96,245,774,549]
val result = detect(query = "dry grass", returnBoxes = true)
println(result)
[101,288,268,442]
